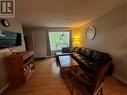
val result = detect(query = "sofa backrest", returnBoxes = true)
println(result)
[71,47,112,62]
[91,50,110,61]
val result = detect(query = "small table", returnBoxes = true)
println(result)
[58,55,79,78]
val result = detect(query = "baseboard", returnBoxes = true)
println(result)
[34,56,54,60]
[113,74,127,85]
[34,57,46,60]
[0,83,9,94]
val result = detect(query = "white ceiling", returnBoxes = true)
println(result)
[16,0,127,27]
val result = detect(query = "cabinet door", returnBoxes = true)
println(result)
[5,57,25,86]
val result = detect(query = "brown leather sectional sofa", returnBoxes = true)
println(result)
[70,47,113,75]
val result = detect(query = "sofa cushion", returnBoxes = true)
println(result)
[72,52,90,63]
[80,59,91,64]
[85,48,94,59]
[72,52,80,57]
[91,51,110,61]
[79,47,87,55]
[88,61,105,70]
[92,51,103,61]
[69,47,79,52]
[76,47,82,53]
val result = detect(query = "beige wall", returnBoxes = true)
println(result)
[0,18,26,92]
[71,27,83,47]
[82,4,127,83]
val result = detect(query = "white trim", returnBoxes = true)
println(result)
[113,74,127,85]
[0,83,9,94]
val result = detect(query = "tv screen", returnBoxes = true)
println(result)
[0,30,22,49]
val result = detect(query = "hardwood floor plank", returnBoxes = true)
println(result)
[2,58,127,95]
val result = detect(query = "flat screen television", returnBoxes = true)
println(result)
[0,30,22,49]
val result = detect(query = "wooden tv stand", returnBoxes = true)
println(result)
[4,51,35,87]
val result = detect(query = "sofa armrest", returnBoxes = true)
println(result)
[71,70,94,88]
[79,60,98,74]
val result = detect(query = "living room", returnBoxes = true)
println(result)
[0,0,127,95]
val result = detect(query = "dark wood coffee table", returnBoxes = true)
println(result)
[58,55,79,78]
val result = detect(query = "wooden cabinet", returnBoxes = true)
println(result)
[4,51,35,87]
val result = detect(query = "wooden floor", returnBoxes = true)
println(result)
[2,58,127,95]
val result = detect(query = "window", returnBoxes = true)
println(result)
[49,32,70,51]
